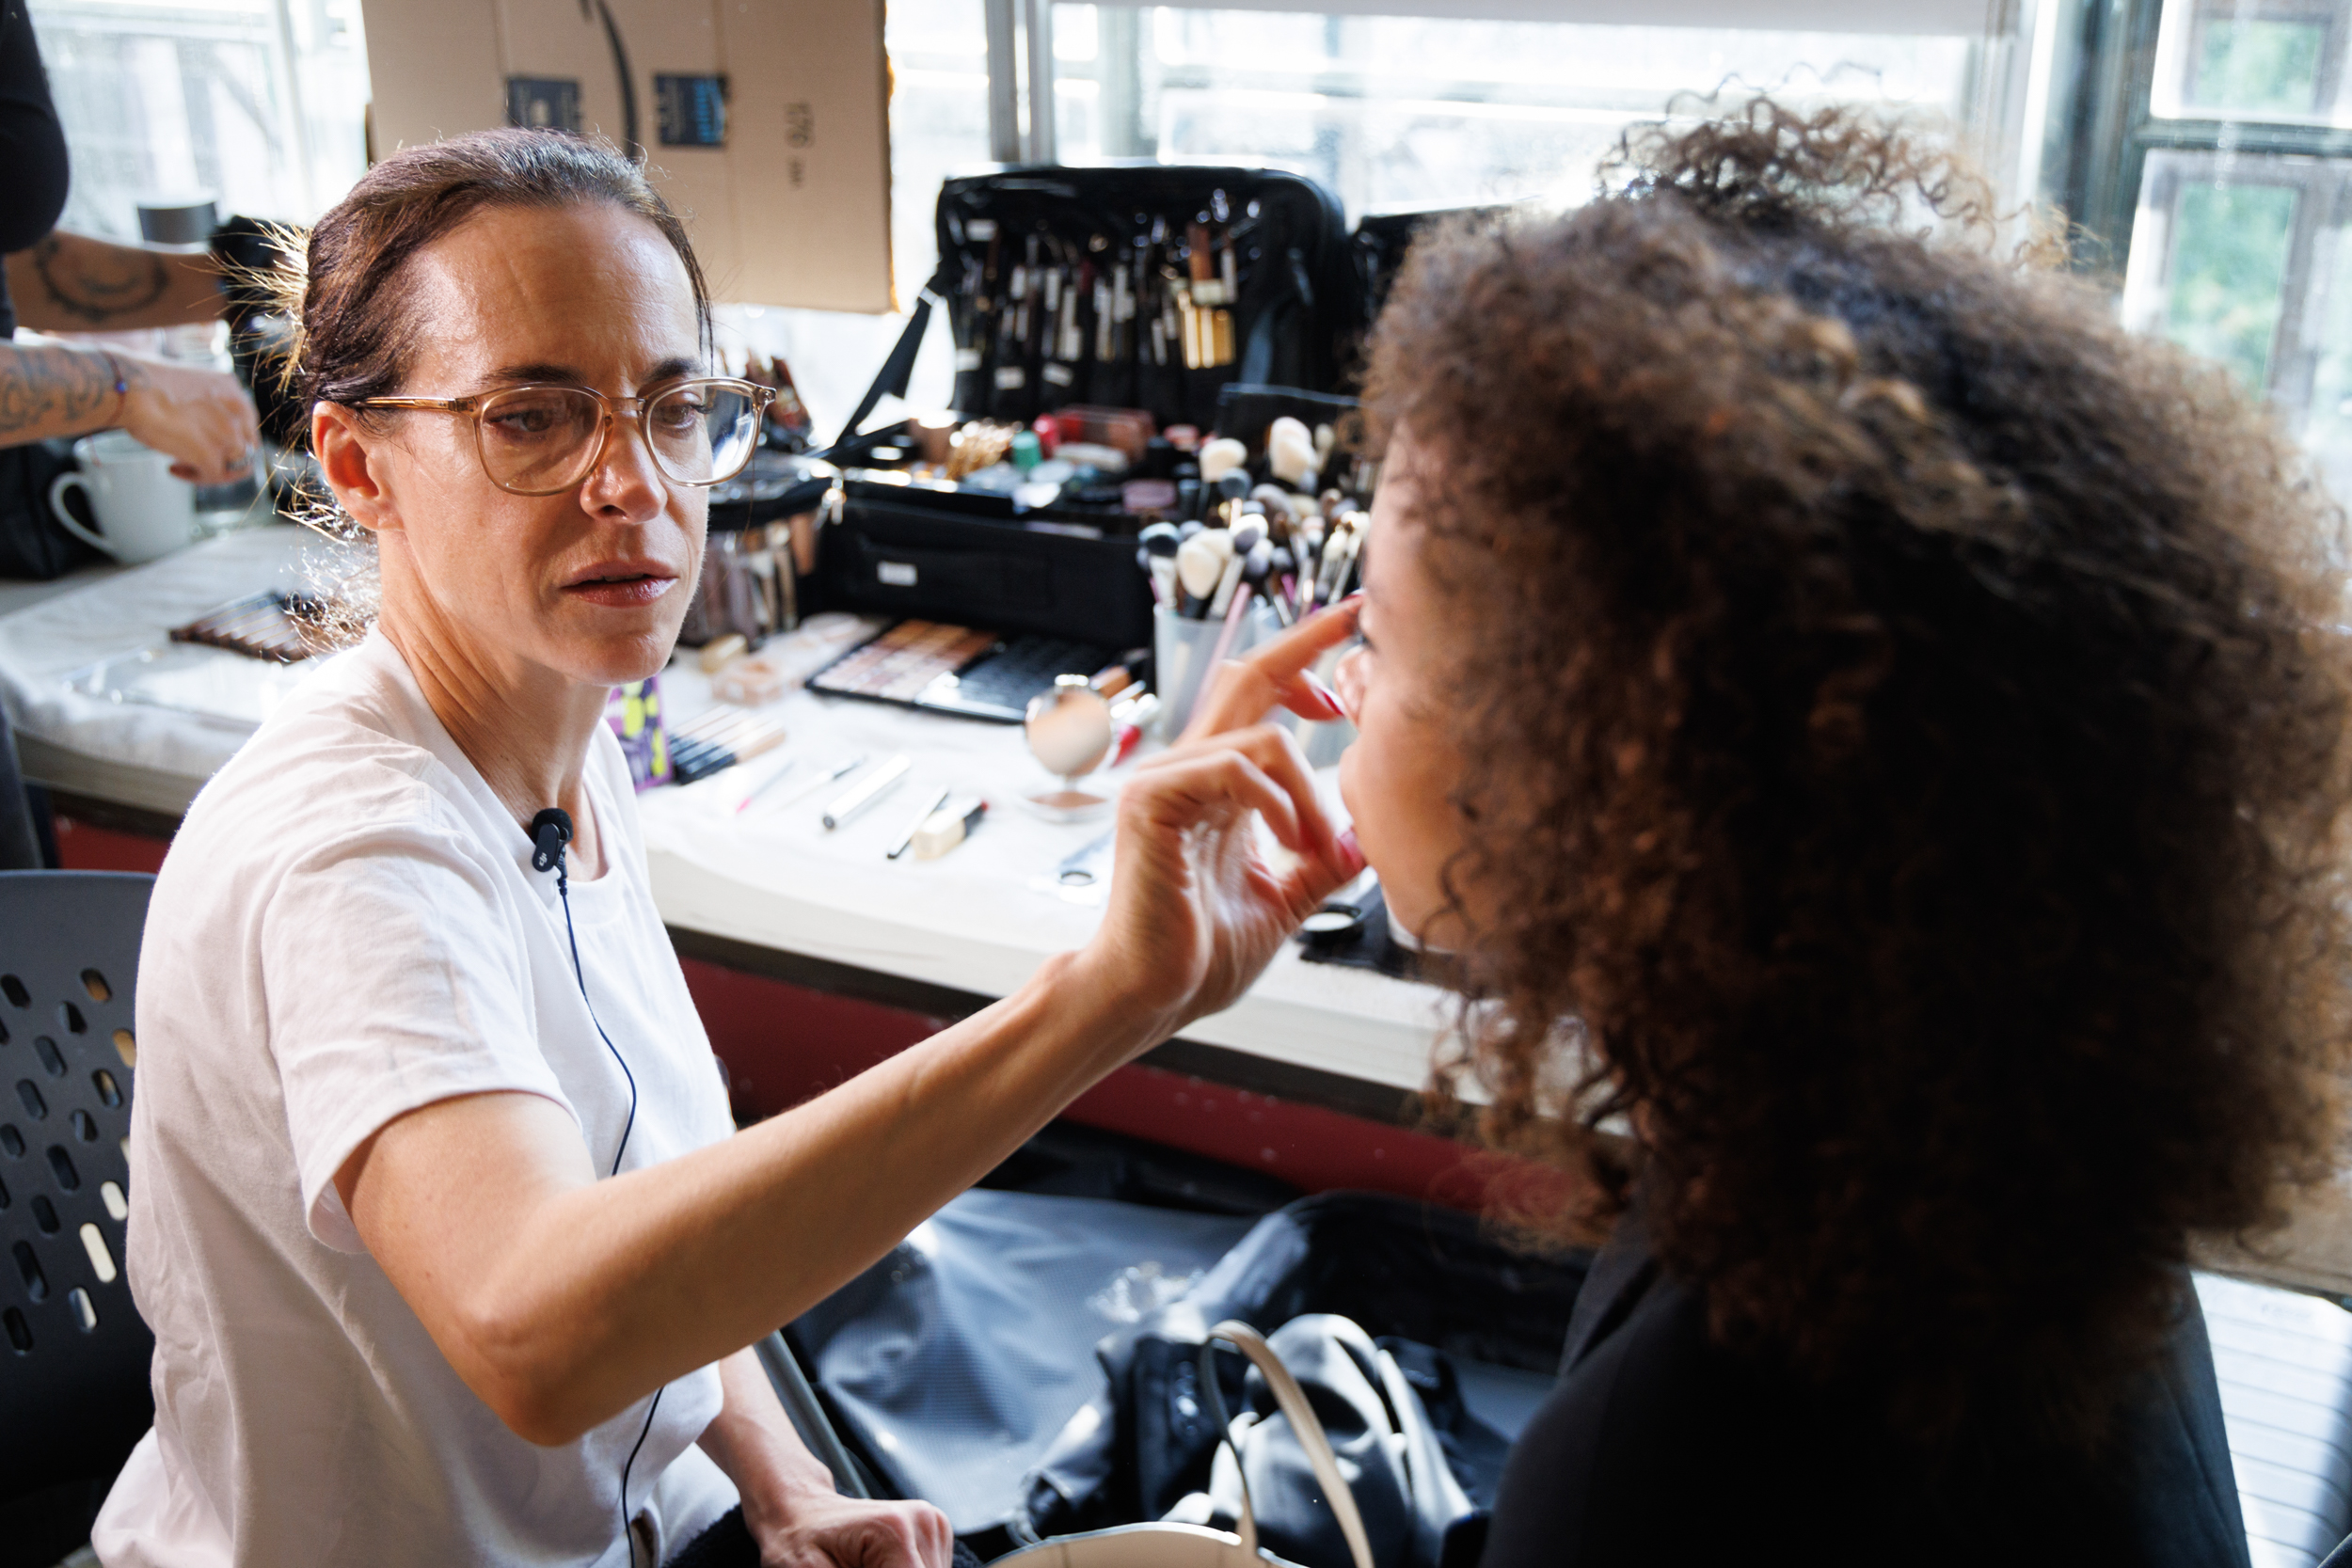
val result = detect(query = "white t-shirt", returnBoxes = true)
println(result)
[92,629,741,1568]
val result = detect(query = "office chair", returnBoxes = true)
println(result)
[0,872,153,1559]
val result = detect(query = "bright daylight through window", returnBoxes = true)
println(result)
[20,0,2352,499]
[2122,0,2352,497]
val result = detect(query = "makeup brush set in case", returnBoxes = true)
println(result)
[802,169,1488,726]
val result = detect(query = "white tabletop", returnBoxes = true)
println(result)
[641,661,1451,1099]
[0,527,335,812]
[0,527,1453,1101]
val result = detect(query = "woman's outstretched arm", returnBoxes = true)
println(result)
[335,603,1365,1449]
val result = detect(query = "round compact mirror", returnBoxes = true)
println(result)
[1025,676,1115,822]
[1299,907,1365,943]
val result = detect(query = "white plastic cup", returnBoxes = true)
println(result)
[1154,600,1282,738]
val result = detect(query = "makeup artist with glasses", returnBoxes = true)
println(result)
[96,131,1360,1568]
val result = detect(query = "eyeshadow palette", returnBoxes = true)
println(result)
[666,705,788,784]
[169,590,340,665]
[804,618,1120,723]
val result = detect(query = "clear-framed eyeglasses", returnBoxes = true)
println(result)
[349,377,777,497]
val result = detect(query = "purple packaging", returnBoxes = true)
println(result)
[604,675,673,791]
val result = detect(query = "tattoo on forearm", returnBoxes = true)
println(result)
[29,234,172,326]
[0,345,128,441]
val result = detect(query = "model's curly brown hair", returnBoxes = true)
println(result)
[1363,101,2352,1449]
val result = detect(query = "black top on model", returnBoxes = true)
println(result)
[1478,1211,2252,1568]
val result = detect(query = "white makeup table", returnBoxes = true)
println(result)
[1,526,2345,1296]
[0,525,1449,1124]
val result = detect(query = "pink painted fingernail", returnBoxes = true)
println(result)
[1337,825,1364,872]
[1302,670,1347,720]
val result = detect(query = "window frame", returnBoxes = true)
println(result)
[2049,0,2352,274]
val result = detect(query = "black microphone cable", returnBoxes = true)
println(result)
[529,807,660,1568]
[532,809,640,1180]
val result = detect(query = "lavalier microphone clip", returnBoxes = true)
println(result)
[529,807,573,875]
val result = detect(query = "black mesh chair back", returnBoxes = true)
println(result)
[0,871,153,1496]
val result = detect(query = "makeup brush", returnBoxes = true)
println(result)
[1250,484,1298,535]
[1214,469,1251,528]
[1266,417,1316,487]
[1177,529,1231,619]
[1314,515,1358,607]
[1265,543,1297,626]
[1136,520,1183,608]
[1207,516,1265,620]
[1199,437,1248,483]
[1243,539,1292,626]
[1203,540,1273,671]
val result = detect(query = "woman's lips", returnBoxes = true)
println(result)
[562,572,675,609]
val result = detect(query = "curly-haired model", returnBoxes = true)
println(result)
[1326,101,2352,1560]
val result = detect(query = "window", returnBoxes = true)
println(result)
[2056,0,2352,498]
[34,0,2352,495]
[28,0,371,237]
[1048,6,1994,223]
[721,0,995,433]
[2151,0,2348,124]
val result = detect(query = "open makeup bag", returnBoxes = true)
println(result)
[994,1321,1378,1568]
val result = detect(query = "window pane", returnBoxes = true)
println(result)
[2152,0,2351,128]
[2304,217,2352,501]
[1054,4,1976,221]
[2166,181,2299,390]
[2195,19,2325,116]
[28,0,370,233]
[888,0,994,300]
[2123,151,2352,499]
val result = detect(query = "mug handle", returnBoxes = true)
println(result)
[45,472,117,558]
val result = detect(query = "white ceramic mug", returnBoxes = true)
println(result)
[48,433,197,564]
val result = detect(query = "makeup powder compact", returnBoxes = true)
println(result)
[1295,875,1427,983]
[1300,868,1379,950]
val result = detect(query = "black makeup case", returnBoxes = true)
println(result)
[804,169,1484,687]
[930,165,1359,430]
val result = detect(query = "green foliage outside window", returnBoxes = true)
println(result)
[2165,182,2298,391]
[2191,19,2326,118]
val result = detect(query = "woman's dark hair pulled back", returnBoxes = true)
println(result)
[1365,101,2352,1450]
[279,128,710,419]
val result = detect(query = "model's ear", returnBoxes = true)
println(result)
[311,404,400,535]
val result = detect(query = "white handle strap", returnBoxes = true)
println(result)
[1207,1321,1377,1568]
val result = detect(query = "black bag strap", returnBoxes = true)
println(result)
[828,265,957,453]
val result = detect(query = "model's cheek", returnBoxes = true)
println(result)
[1332,732,1421,931]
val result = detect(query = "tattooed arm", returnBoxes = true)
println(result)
[5,230,227,333]
[0,342,259,483]
[0,341,113,444]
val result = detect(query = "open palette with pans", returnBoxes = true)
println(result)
[804,618,1120,723]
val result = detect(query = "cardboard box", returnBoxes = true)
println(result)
[359,0,893,312]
